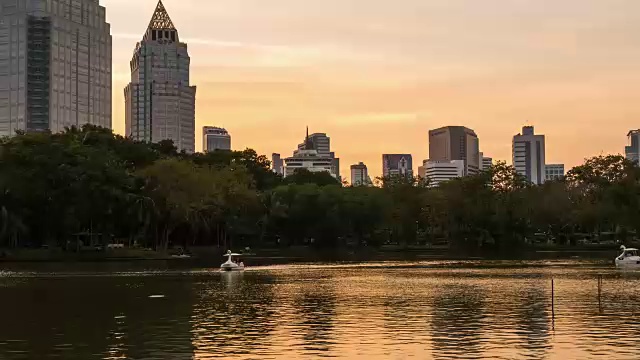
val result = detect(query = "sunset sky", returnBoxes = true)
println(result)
[104,0,640,179]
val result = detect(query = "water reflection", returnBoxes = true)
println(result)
[430,283,486,359]
[0,276,195,359]
[1,263,640,359]
[191,272,276,358]
[515,286,551,359]
[293,283,337,354]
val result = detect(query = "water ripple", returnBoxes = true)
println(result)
[0,262,639,359]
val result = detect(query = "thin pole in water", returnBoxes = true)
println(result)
[598,274,602,313]
[551,277,555,327]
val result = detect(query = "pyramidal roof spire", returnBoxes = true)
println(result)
[147,0,176,31]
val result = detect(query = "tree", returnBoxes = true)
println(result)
[193,148,282,190]
[283,169,341,187]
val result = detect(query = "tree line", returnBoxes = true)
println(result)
[0,125,638,255]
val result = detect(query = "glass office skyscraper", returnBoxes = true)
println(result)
[0,0,112,135]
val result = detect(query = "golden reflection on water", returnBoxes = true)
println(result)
[1,263,640,359]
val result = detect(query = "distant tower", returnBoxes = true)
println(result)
[297,129,340,179]
[428,126,480,175]
[382,154,413,177]
[203,126,231,152]
[124,0,196,153]
[545,164,565,181]
[512,126,546,184]
[350,162,371,186]
[271,153,284,175]
[626,130,640,163]
[479,152,493,171]
[284,127,336,178]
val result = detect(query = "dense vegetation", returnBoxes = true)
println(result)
[0,125,639,255]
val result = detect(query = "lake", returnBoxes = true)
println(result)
[0,260,639,359]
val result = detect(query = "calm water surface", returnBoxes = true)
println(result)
[0,260,639,359]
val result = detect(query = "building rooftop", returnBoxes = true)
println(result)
[147,0,176,31]
[429,126,478,136]
[203,126,229,136]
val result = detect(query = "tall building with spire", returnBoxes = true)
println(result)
[124,0,196,153]
[296,129,340,179]
[283,127,337,178]
[0,0,112,135]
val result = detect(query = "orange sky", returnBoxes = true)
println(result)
[104,0,640,179]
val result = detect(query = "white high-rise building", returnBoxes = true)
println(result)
[350,162,371,186]
[284,129,337,178]
[203,126,230,152]
[482,156,493,170]
[0,0,112,135]
[513,126,546,185]
[625,130,640,164]
[419,160,465,186]
[545,164,565,181]
[478,152,493,171]
[124,0,196,153]
[283,149,335,178]
[297,131,340,178]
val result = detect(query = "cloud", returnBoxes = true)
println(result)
[332,112,428,126]
[111,32,373,67]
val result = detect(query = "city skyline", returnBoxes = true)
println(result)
[102,0,640,176]
[52,0,640,176]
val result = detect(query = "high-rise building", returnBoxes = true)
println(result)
[428,126,480,175]
[625,130,640,163]
[329,152,340,181]
[545,164,565,181]
[481,156,493,171]
[295,129,341,179]
[419,160,465,186]
[298,132,330,155]
[203,126,230,152]
[382,154,413,177]
[271,153,283,175]
[350,162,371,186]
[0,0,112,135]
[513,126,546,185]
[124,0,196,153]
[284,128,337,178]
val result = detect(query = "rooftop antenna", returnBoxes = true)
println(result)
[304,126,314,150]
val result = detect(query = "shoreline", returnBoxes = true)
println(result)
[0,244,622,264]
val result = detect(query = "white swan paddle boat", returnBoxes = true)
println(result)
[615,245,640,267]
[220,250,245,271]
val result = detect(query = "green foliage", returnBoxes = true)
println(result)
[283,168,341,186]
[192,148,281,190]
[0,126,639,255]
